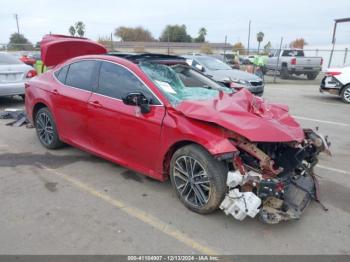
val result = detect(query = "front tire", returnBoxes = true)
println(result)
[35,107,64,149]
[170,144,227,214]
[280,66,289,79]
[341,85,350,103]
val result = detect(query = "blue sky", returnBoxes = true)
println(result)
[0,0,349,48]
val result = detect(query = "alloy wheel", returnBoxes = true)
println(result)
[343,87,350,103]
[173,156,211,207]
[36,112,54,146]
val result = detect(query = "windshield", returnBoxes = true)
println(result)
[0,53,22,65]
[195,56,232,70]
[139,62,233,106]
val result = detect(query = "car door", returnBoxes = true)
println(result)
[52,60,100,150]
[87,61,165,175]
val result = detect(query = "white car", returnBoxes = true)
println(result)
[0,52,37,98]
[320,66,350,103]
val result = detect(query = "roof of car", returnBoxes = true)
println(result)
[108,52,186,65]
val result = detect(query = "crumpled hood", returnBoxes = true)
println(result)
[175,89,304,142]
[210,69,262,82]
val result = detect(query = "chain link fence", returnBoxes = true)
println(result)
[2,42,349,84]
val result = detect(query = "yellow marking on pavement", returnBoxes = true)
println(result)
[37,164,219,255]
[294,116,350,128]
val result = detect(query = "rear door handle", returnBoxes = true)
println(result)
[88,100,102,108]
[52,89,59,95]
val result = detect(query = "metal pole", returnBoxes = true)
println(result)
[110,32,113,51]
[247,20,251,55]
[273,37,283,83]
[223,35,227,61]
[328,22,337,68]
[167,32,170,55]
[344,48,348,65]
[14,14,20,34]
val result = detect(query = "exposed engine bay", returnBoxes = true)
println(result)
[220,128,331,224]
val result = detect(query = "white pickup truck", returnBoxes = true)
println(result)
[266,49,323,80]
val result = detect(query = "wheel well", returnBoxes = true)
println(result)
[32,102,47,125]
[162,140,196,179]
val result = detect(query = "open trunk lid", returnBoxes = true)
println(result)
[40,34,107,67]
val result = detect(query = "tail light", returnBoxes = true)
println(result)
[326,71,341,76]
[320,58,323,66]
[26,69,37,78]
[291,58,297,65]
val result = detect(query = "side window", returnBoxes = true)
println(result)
[65,60,100,91]
[54,65,69,84]
[97,62,159,104]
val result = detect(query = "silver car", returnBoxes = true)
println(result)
[0,52,35,98]
[183,54,264,96]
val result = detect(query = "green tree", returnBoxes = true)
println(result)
[68,26,76,36]
[8,33,33,51]
[159,24,192,42]
[114,26,155,41]
[194,27,207,43]
[75,21,85,37]
[232,42,246,55]
[263,41,272,54]
[256,31,264,54]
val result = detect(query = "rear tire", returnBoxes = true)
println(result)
[35,107,64,149]
[280,66,289,79]
[307,73,318,80]
[341,85,350,103]
[169,144,227,214]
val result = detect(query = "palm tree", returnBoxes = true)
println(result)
[75,21,86,37]
[256,31,264,54]
[68,26,76,36]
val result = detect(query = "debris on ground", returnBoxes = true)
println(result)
[0,109,32,128]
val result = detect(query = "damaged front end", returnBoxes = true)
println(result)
[220,129,331,224]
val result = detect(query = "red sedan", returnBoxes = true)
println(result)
[25,35,330,224]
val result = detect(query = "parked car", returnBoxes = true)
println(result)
[266,49,323,80]
[0,52,37,98]
[183,54,264,96]
[19,54,36,66]
[320,66,350,103]
[26,35,330,224]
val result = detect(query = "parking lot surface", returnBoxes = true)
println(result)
[0,83,349,255]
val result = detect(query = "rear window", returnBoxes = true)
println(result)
[0,53,22,65]
[65,60,100,91]
[282,50,304,57]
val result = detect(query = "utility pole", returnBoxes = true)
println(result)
[273,37,283,83]
[110,32,114,51]
[167,32,170,55]
[223,35,227,61]
[247,20,251,55]
[14,14,20,35]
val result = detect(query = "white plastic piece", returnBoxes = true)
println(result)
[220,189,261,221]
[226,170,243,187]
[226,170,262,188]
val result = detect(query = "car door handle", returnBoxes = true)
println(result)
[52,89,59,95]
[88,100,102,108]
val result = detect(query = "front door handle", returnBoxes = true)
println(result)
[52,89,59,95]
[88,100,102,108]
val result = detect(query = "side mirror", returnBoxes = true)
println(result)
[122,92,151,114]
[195,64,204,72]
